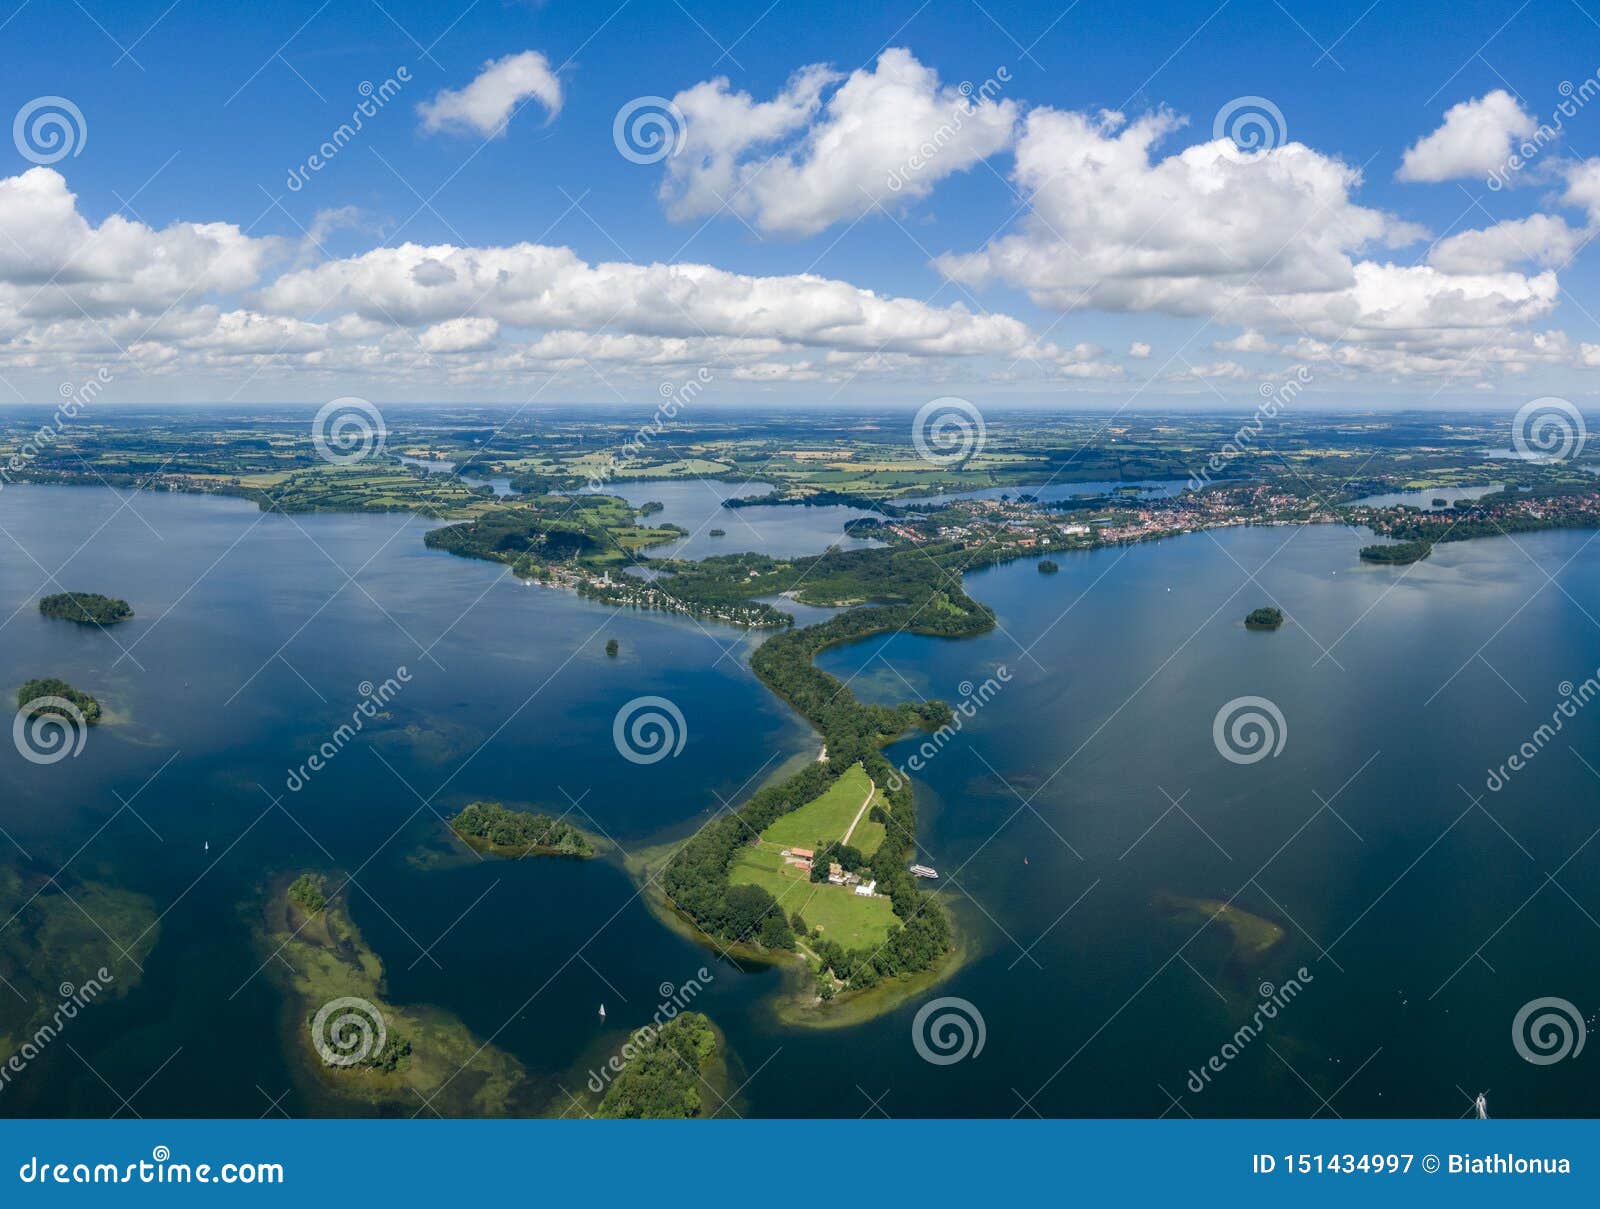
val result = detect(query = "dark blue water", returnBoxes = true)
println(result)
[814,524,1600,1117]
[0,486,806,1116]
[3,487,1597,1118]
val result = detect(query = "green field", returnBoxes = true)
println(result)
[729,846,897,949]
[727,763,895,950]
[759,763,883,856]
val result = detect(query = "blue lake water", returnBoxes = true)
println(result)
[2,486,1598,1117]
[1350,484,1504,510]
[573,479,881,561]
[899,478,1187,507]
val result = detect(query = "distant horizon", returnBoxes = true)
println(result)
[0,397,1571,416]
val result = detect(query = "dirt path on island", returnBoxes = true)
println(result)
[839,780,876,847]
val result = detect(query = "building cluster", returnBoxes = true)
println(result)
[779,847,878,897]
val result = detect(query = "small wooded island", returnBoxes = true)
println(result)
[1245,606,1284,630]
[39,592,133,625]
[1037,559,1059,574]
[1359,540,1432,565]
[594,1012,721,1118]
[16,678,102,725]
[449,801,595,857]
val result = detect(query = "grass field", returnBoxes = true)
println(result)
[729,846,897,950]
[726,763,895,950]
[759,763,884,856]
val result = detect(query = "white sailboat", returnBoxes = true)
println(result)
[598,1003,606,1020]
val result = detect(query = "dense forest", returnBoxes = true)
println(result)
[15,678,102,725]
[1245,606,1283,629]
[1359,540,1431,564]
[38,592,134,625]
[287,873,327,914]
[594,1012,719,1118]
[450,802,594,857]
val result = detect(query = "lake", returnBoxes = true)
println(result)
[572,479,882,561]
[2,486,1597,1117]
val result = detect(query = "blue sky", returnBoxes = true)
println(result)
[3,0,1599,407]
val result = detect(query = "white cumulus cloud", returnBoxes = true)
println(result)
[663,48,1017,236]
[418,50,562,138]
[1397,91,1535,183]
